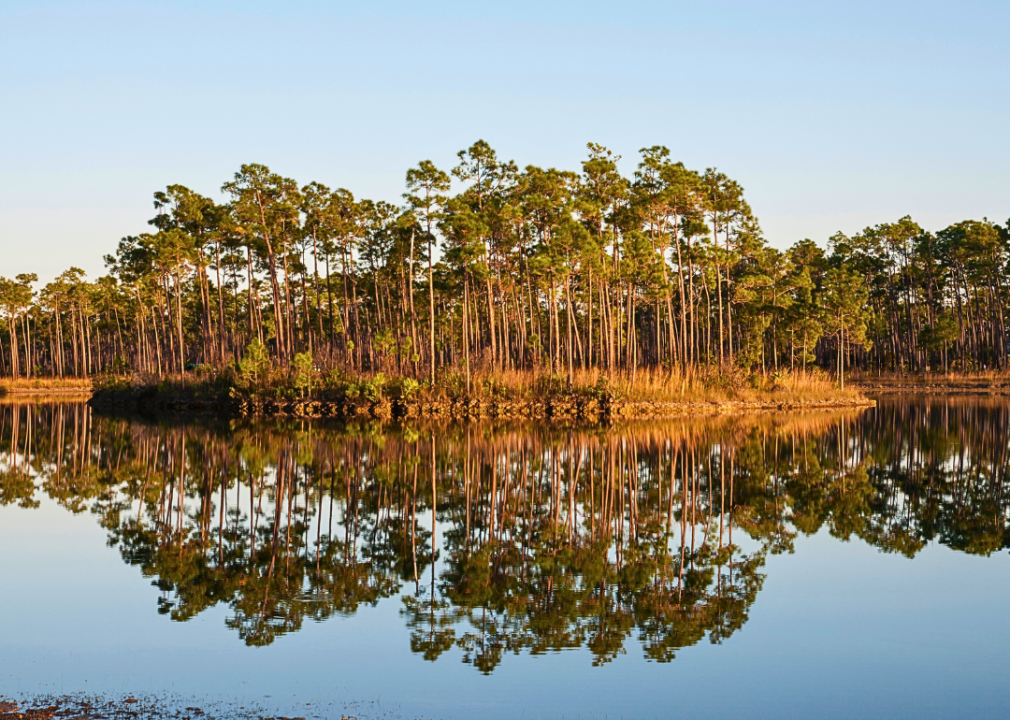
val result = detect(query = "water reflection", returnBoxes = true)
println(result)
[1,398,1008,671]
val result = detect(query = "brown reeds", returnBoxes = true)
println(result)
[428,365,864,404]
[0,377,93,394]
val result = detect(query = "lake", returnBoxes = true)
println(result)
[2,397,1009,719]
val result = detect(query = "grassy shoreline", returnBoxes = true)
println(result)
[89,367,873,421]
[852,371,1010,395]
[0,377,93,394]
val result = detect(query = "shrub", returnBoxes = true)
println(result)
[398,377,421,401]
[292,351,316,399]
[238,339,271,390]
[363,373,387,403]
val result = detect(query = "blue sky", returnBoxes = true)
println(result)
[2,0,1008,283]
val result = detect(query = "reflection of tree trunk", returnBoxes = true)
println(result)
[316,462,325,572]
[249,474,257,561]
[412,454,418,590]
[430,433,437,641]
[261,455,286,619]
[219,476,225,566]
[679,451,687,598]
[729,451,734,583]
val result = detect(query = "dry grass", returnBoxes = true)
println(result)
[88,364,866,409]
[431,365,863,404]
[851,370,1010,388]
[0,377,93,393]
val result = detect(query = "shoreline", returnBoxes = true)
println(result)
[89,393,875,421]
[0,694,288,720]
[0,380,94,396]
[854,381,1010,396]
[0,388,94,395]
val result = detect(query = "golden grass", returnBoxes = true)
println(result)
[850,370,1010,388]
[0,377,93,393]
[88,363,866,409]
[429,365,864,405]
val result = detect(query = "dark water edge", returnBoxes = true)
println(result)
[87,377,871,422]
[90,392,875,422]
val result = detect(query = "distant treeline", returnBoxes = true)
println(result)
[1,141,1008,383]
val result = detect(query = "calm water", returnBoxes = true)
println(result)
[2,398,1010,719]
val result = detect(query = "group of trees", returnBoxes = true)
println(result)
[830,217,1010,373]
[4,398,1009,658]
[2,142,1008,385]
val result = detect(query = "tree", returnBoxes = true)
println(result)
[223,164,301,361]
[821,268,872,389]
[405,160,451,386]
[0,274,35,377]
[6,148,1007,383]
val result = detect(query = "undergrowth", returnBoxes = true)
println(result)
[92,345,861,406]
[0,377,93,392]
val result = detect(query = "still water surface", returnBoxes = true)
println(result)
[2,398,1010,719]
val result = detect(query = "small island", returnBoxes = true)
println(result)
[3,144,1007,418]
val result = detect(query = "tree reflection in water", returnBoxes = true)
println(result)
[2,398,1008,670]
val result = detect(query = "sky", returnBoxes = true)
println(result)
[2,0,1008,284]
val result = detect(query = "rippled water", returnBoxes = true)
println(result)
[2,398,1010,719]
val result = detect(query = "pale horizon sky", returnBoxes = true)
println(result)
[2,0,1008,284]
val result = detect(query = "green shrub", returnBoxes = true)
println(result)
[363,373,387,403]
[292,351,316,399]
[238,339,271,390]
[398,377,421,400]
